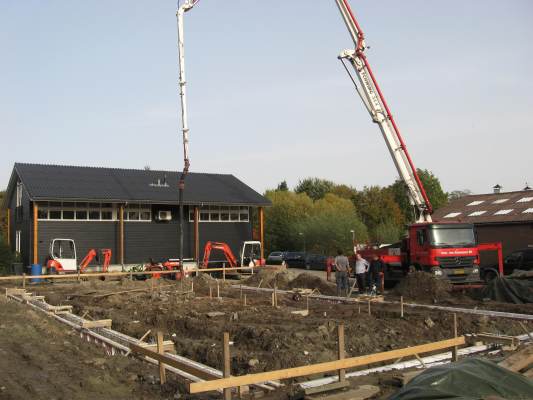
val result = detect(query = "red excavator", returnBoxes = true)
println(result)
[202,241,264,269]
[46,238,111,274]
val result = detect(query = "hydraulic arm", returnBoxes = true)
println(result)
[334,0,433,223]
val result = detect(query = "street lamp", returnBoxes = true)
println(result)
[299,232,306,253]
[350,229,356,254]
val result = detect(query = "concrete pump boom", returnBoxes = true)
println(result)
[176,0,199,263]
[334,0,433,223]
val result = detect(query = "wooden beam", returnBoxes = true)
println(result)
[337,323,345,382]
[32,202,38,265]
[188,337,465,393]
[193,206,200,263]
[81,319,112,329]
[140,341,176,354]
[157,331,167,385]
[223,332,231,400]
[6,208,10,246]
[129,342,220,381]
[258,207,264,261]
[119,204,124,265]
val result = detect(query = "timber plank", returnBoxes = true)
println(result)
[81,319,113,329]
[499,345,533,372]
[188,337,465,393]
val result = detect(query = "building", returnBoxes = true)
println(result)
[432,187,533,266]
[2,163,270,267]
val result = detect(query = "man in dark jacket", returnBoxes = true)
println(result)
[368,255,385,294]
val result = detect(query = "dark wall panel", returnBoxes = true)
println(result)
[476,223,533,266]
[197,222,253,263]
[37,222,118,266]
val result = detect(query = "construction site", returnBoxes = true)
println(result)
[1,0,533,399]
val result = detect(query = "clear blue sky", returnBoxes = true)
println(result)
[1,0,532,195]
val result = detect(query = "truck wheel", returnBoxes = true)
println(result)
[484,270,498,283]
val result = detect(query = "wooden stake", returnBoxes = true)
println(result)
[77,269,81,282]
[130,270,133,281]
[139,329,152,342]
[271,292,275,307]
[209,286,212,298]
[191,281,194,293]
[223,332,231,400]
[274,283,278,307]
[223,264,226,281]
[452,313,459,362]
[157,331,167,385]
[337,323,345,382]
[240,285,243,299]
[22,273,26,289]
[243,294,247,306]
[368,300,371,315]
[217,281,220,299]
[358,303,361,314]
[306,296,309,312]
[400,296,404,318]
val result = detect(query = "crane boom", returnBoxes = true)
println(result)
[176,0,199,263]
[334,0,433,223]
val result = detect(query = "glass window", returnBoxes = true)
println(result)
[76,210,87,220]
[140,211,151,221]
[128,211,139,220]
[37,209,48,219]
[101,203,113,208]
[220,212,229,221]
[230,211,239,221]
[63,210,75,220]
[200,212,210,221]
[210,212,220,221]
[89,210,100,220]
[239,213,249,222]
[101,211,113,220]
[49,210,61,219]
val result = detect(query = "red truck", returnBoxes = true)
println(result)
[358,223,481,284]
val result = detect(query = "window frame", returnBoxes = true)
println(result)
[189,205,250,223]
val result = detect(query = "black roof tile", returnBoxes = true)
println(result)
[10,163,270,206]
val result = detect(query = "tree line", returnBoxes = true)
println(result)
[263,169,453,255]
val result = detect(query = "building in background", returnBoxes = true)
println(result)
[433,186,533,266]
[2,163,270,267]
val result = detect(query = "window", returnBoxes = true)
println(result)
[16,182,22,207]
[416,229,427,246]
[517,197,533,203]
[37,201,122,221]
[190,205,250,222]
[124,204,151,222]
[15,230,21,253]
[523,208,533,214]
[467,200,484,206]
[443,212,461,218]
[492,199,508,204]
[468,210,486,217]
[494,209,513,215]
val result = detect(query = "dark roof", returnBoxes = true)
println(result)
[5,163,270,206]
[433,190,533,224]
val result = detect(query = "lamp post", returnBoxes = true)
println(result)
[350,229,356,254]
[299,232,306,253]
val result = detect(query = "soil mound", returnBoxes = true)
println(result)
[394,271,452,302]
[243,269,295,289]
[288,273,337,296]
[187,273,216,290]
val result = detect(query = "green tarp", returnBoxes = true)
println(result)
[482,273,533,304]
[388,358,533,400]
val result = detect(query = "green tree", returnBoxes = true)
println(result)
[299,194,367,254]
[448,189,473,201]
[263,190,313,253]
[388,169,448,222]
[330,184,357,200]
[294,178,335,201]
[352,186,404,242]
[276,180,289,191]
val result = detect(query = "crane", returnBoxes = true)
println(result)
[176,0,199,264]
[334,0,432,223]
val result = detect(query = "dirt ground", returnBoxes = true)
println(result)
[2,270,532,399]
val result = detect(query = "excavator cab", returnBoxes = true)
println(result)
[48,238,77,273]
[240,241,263,267]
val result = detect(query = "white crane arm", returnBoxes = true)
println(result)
[334,0,433,223]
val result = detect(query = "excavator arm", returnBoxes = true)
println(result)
[79,249,112,273]
[202,241,238,269]
[334,0,433,223]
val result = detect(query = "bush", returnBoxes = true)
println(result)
[0,240,15,275]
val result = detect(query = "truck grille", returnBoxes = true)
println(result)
[436,256,476,268]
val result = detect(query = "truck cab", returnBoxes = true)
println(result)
[407,223,480,283]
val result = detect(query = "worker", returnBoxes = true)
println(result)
[354,253,369,294]
[334,249,350,297]
[368,254,385,294]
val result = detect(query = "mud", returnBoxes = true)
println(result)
[394,272,452,302]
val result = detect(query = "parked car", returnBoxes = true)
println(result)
[283,251,307,268]
[266,251,286,265]
[305,253,329,271]
[481,248,533,282]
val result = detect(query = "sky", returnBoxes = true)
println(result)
[1,0,532,196]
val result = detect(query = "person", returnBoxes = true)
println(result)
[354,253,369,294]
[368,254,385,294]
[334,249,350,297]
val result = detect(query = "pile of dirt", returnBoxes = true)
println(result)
[188,273,216,290]
[288,273,337,296]
[243,269,295,289]
[394,272,452,302]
